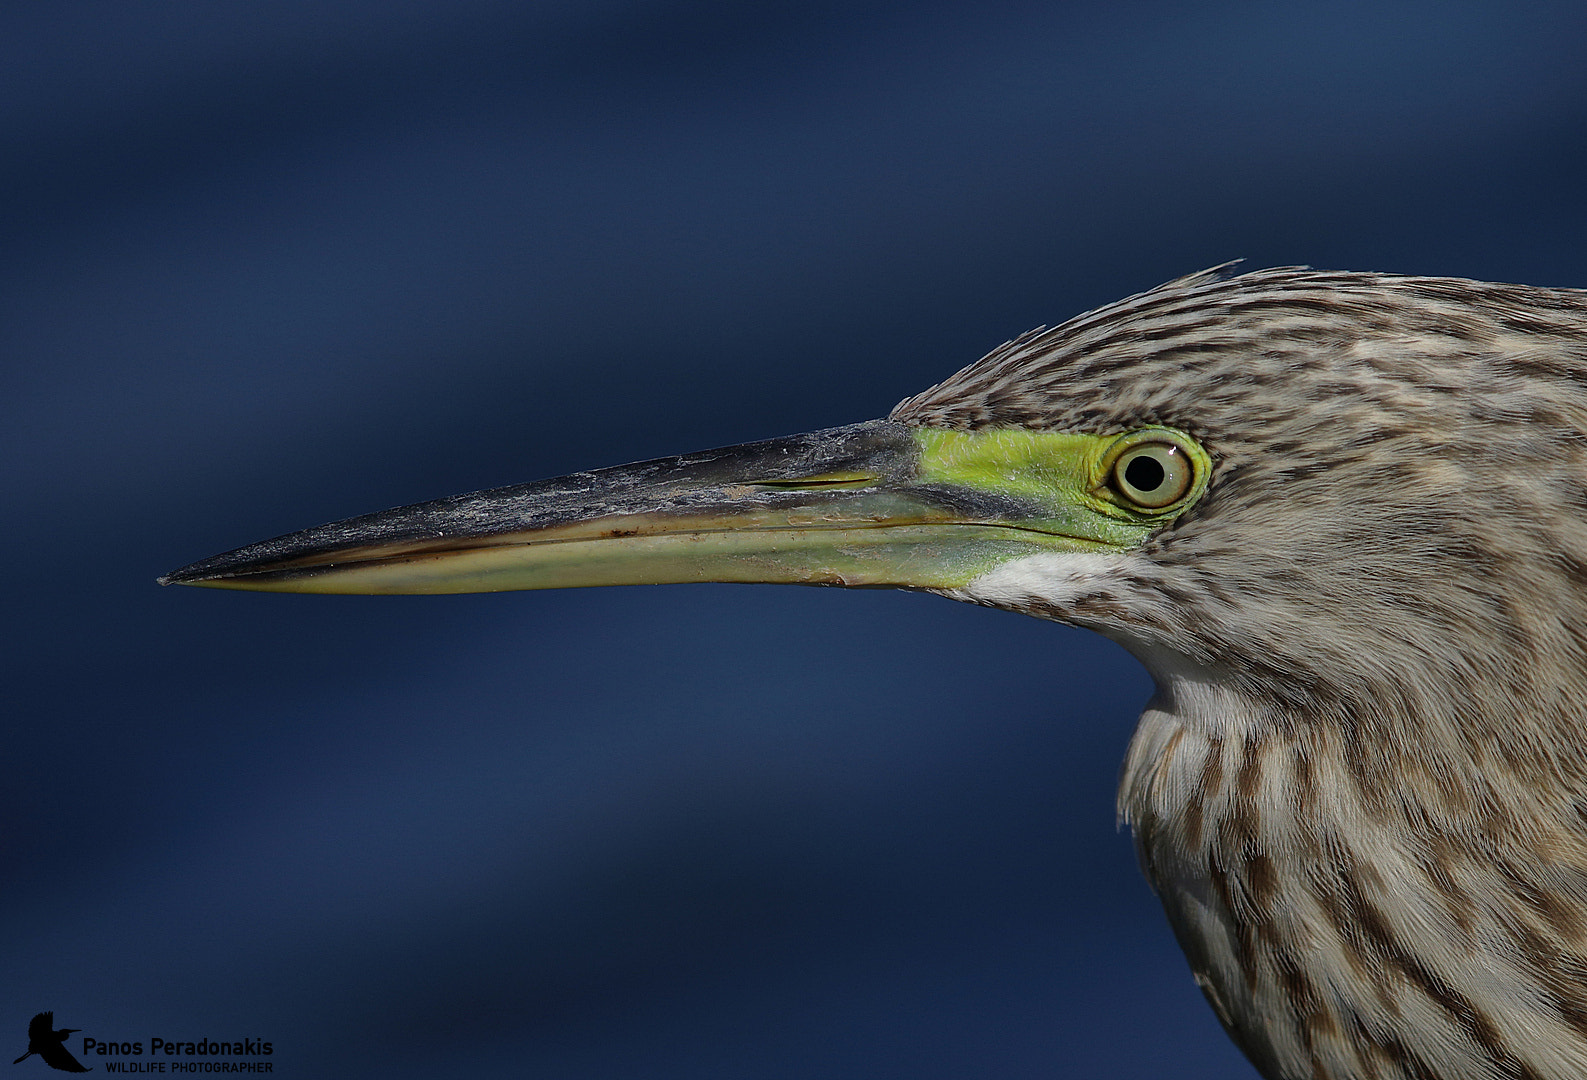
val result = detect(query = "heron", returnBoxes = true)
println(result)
[13,1012,90,1073]
[163,264,1587,1080]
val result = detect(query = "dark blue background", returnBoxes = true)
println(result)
[4,2,1585,1076]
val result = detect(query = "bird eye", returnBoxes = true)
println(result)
[1111,441,1193,509]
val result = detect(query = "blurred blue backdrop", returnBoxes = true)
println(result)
[4,2,1586,1076]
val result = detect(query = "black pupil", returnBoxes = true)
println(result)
[1123,454,1166,492]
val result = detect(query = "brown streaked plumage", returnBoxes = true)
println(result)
[166,264,1587,1079]
[901,265,1587,1080]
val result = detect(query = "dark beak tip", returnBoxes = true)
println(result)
[159,562,217,587]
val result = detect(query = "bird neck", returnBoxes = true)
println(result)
[1117,650,1587,1080]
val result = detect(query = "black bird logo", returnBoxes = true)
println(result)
[12,1013,90,1072]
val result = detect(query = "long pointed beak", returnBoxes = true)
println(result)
[161,420,1147,596]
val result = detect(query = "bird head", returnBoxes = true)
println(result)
[162,266,1587,782]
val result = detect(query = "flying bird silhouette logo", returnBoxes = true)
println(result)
[12,1013,90,1073]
